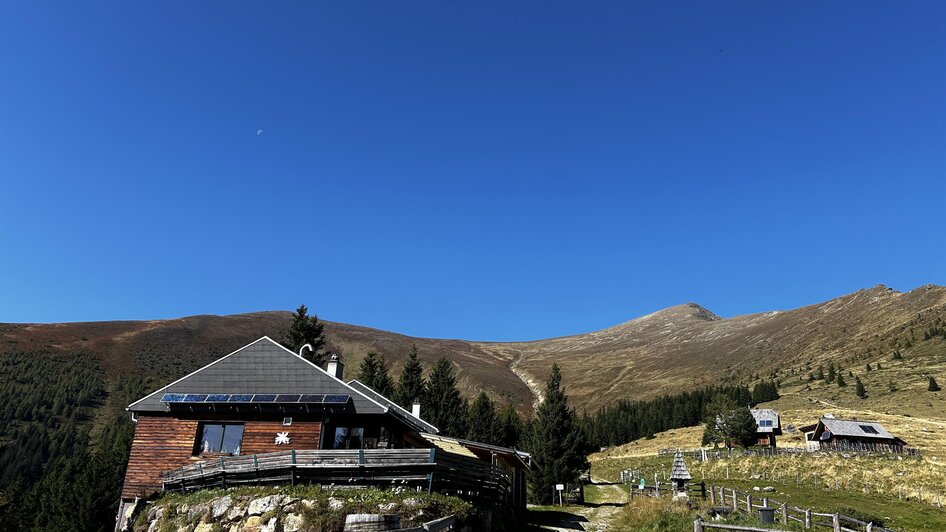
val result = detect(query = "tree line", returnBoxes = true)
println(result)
[0,351,142,531]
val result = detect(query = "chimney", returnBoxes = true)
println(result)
[327,353,344,380]
[411,398,421,419]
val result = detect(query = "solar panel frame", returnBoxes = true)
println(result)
[252,394,278,402]
[206,394,230,402]
[161,393,187,403]
[275,394,301,403]
[299,394,325,403]
[323,394,350,404]
[227,394,254,402]
[183,394,208,402]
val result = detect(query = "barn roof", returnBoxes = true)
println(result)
[670,450,691,480]
[817,418,897,441]
[127,337,387,414]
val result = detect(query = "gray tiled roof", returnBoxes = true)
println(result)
[347,379,440,434]
[127,337,387,414]
[819,418,895,440]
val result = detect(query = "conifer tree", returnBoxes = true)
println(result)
[526,364,588,503]
[282,304,326,366]
[815,365,825,380]
[866,363,872,372]
[467,392,503,446]
[702,395,757,449]
[751,381,779,403]
[498,403,523,448]
[394,345,426,410]
[892,350,903,360]
[827,362,836,383]
[836,373,847,387]
[855,377,867,398]
[358,352,394,397]
[929,376,942,392]
[424,358,468,437]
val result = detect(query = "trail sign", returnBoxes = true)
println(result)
[639,478,645,490]
[555,484,564,491]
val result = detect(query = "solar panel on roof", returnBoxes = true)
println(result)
[206,394,230,402]
[228,394,253,402]
[323,394,350,404]
[275,394,301,403]
[252,394,278,402]
[299,394,325,403]
[161,393,187,403]
[183,394,208,402]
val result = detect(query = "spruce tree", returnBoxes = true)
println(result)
[282,304,326,366]
[836,373,846,387]
[827,362,836,383]
[467,392,503,446]
[815,365,825,380]
[394,345,426,410]
[731,406,759,449]
[526,364,588,504]
[929,376,942,392]
[358,352,394,397]
[866,363,872,372]
[855,377,867,398]
[498,403,523,448]
[892,350,903,360]
[424,357,468,437]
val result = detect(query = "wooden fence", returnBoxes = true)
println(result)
[160,448,511,505]
[706,484,895,532]
[660,445,919,461]
[626,480,706,500]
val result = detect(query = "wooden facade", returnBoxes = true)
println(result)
[122,416,200,499]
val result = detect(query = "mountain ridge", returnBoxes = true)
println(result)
[2,283,945,413]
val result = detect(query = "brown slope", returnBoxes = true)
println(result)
[2,284,944,414]
[0,312,534,411]
[479,284,946,409]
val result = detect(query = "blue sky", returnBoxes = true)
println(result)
[1,2,944,340]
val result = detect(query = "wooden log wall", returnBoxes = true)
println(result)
[241,421,321,454]
[121,416,199,499]
[120,416,324,499]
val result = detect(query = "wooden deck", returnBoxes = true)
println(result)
[160,448,512,504]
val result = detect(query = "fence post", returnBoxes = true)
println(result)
[745,494,752,511]
[709,484,715,505]
[866,523,873,532]
[763,496,768,508]
[780,502,788,524]
[805,509,811,529]
[701,481,706,500]
[731,489,737,511]
[694,517,704,532]
[832,513,841,532]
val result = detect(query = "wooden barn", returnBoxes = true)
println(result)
[749,408,782,448]
[116,337,531,529]
[807,417,907,452]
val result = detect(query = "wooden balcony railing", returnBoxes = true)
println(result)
[160,448,511,504]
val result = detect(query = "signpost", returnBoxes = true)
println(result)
[555,484,565,506]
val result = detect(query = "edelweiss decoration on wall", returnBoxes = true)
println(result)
[275,432,290,445]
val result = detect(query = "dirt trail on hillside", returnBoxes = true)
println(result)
[530,478,626,531]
